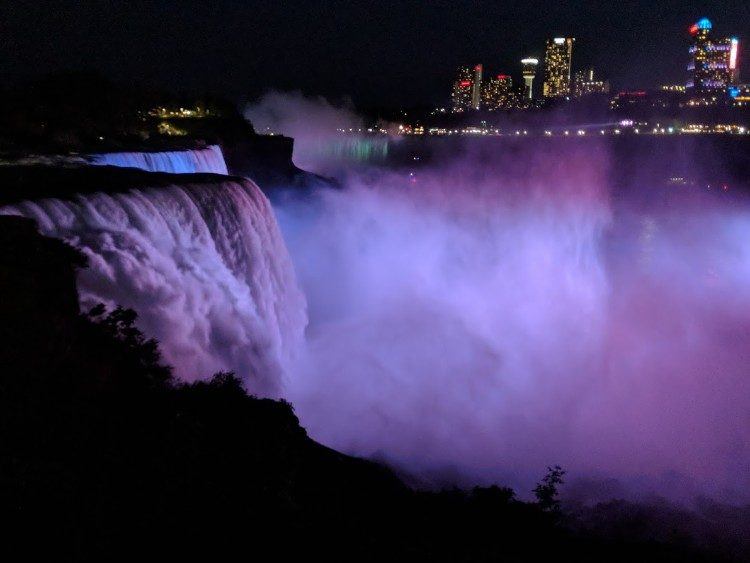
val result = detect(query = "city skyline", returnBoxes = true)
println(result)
[447,17,740,114]
[3,1,750,108]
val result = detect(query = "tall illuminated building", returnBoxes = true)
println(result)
[482,74,515,110]
[687,18,740,96]
[451,65,483,112]
[471,64,483,109]
[543,37,574,98]
[451,66,474,112]
[521,58,539,101]
[730,37,740,83]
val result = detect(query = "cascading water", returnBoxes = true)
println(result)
[88,145,229,175]
[1,175,306,396]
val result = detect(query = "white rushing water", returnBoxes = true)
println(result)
[88,145,229,175]
[1,176,306,396]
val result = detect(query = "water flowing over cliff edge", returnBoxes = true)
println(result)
[87,145,229,175]
[0,149,307,396]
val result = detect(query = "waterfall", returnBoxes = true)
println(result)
[88,145,229,175]
[1,176,306,396]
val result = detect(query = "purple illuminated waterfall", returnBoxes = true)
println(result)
[1,175,306,395]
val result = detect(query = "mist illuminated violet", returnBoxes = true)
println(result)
[261,97,750,500]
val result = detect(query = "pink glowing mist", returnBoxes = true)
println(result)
[258,95,750,502]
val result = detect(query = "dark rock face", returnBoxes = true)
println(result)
[222,135,337,192]
[0,216,85,375]
[222,134,296,181]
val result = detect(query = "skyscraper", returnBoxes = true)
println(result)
[482,74,515,110]
[471,64,483,110]
[730,37,740,84]
[451,65,483,112]
[687,18,739,96]
[521,58,539,101]
[543,37,574,98]
[451,66,474,112]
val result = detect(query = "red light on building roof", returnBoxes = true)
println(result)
[475,64,482,71]
[497,74,510,79]
[690,24,699,35]
[459,80,471,87]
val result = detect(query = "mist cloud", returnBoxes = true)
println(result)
[245,91,367,174]
[275,130,750,502]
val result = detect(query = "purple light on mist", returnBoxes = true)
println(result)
[269,117,750,501]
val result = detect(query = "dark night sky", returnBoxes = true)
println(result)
[2,0,750,108]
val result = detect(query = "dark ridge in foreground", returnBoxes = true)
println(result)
[0,215,743,561]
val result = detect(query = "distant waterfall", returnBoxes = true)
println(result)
[1,176,306,396]
[88,145,229,175]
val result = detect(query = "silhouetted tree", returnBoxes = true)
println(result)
[534,465,566,513]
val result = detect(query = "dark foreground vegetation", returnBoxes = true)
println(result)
[0,215,746,561]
